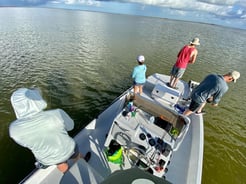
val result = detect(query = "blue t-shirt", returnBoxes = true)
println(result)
[132,65,147,84]
[191,74,228,104]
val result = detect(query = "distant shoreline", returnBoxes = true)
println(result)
[0,6,245,31]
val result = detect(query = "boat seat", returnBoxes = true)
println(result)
[151,83,181,106]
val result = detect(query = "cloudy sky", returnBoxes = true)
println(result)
[1,0,246,30]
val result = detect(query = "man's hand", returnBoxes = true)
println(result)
[211,103,218,107]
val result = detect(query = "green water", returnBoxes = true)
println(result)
[0,7,245,184]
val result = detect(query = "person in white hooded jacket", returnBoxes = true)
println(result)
[9,88,90,173]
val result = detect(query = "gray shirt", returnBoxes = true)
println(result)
[191,74,228,104]
[9,88,75,165]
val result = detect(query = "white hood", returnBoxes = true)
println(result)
[11,88,47,119]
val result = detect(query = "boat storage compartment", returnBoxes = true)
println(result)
[154,117,172,132]
[151,83,180,106]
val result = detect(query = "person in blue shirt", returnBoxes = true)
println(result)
[132,55,147,95]
[183,71,240,116]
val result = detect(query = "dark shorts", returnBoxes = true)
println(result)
[133,81,145,86]
[36,144,80,169]
[70,144,80,159]
[170,65,186,78]
[188,100,201,112]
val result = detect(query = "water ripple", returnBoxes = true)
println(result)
[0,8,246,184]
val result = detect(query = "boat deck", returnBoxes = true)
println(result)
[21,73,203,184]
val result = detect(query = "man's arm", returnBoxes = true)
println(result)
[212,86,228,106]
[207,96,218,107]
[189,49,198,64]
[59,109,74,131]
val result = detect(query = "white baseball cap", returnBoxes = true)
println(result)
[230,71,240,83]
[137,55,145,62]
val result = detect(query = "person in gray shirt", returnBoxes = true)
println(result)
[183,71,240,116]
[9,87,91,173]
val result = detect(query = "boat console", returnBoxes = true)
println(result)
[104,95,189,178]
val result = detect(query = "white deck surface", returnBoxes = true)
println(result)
[21,73,203,184]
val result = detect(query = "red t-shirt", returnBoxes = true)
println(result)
[175,45,195,69]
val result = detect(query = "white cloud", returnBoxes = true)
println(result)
[53,0,246,15]
[63,0,100,5]
[50,1,60,3]
[198,0,239,5]
[131,0,245,18]
[44,0,245,29]
[24,0,45,2]
[64,0,77,4]
[52,0,246,18]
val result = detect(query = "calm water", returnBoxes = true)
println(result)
[0,7,245,184]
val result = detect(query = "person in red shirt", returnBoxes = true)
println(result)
[168,38,200,89]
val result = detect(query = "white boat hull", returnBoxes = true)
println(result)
[20,73,204,184]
